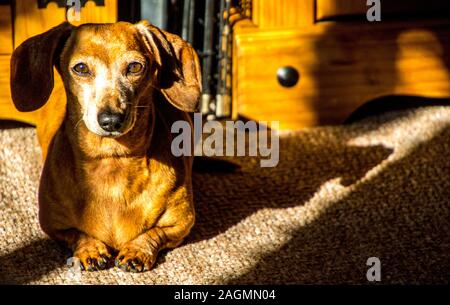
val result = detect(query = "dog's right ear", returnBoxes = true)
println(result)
[10,22,74,112]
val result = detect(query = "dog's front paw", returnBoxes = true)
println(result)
[115,246,157,273]
[71,238,112,271]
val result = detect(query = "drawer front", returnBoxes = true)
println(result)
[233,26,450,130]
[316,0,450,21]
[14,0,118,46]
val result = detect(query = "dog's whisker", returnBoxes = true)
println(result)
[123,102,151,109]
[74,118,83,130]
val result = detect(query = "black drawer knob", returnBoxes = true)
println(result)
[277,66,300,87]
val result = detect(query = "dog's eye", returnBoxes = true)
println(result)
[127,62,144,74]
[72,63,90,75]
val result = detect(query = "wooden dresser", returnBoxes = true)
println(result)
[2,1,450,130]
[232,0,450,129]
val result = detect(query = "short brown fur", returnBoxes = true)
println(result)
[10,21,201,272]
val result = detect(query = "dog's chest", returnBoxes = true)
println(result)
[79,158,155,248]
[85,157,148,195]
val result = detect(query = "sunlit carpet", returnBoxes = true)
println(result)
[0,106,449,284]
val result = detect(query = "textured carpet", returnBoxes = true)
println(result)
[0,106,449,284]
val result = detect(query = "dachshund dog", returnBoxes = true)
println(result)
[10,21,201,272]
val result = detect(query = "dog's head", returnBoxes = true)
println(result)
[10,21,201,138]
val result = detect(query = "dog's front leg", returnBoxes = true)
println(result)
[115,220,193,272]
[114,227,165,272]
[55,229,112,271]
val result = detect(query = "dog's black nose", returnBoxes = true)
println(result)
[98,111,125,132]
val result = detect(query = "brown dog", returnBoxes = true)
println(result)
[10,21,201,272]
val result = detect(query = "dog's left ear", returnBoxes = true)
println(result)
[136,20,202,112]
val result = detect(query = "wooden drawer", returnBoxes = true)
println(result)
[233,24,450,130]
[316,0,450,21]
[252,0,314,29]
[14,0,118,46]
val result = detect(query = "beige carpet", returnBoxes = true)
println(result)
[0,106,449,284]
